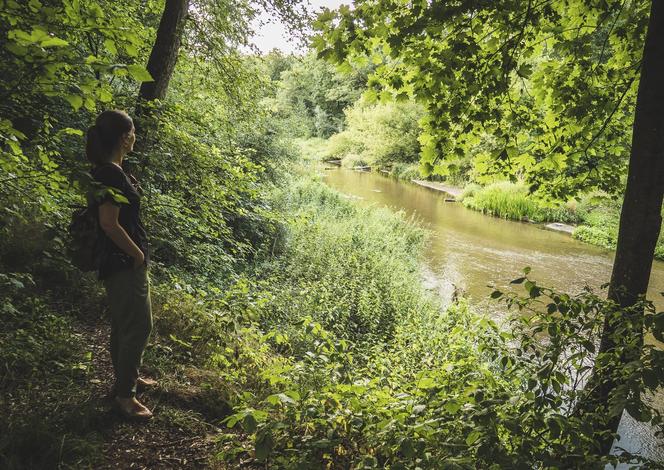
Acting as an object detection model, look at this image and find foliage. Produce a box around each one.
[573,197,664,260]
[218,264,664,468]
[389,162,421,181]
[290,137,331,162]
[314,0,649,199]
[326,100,425,169]
[267,52,369,138]
[461,181,579,223]
[0,0,159,218]
[0,1,303,467]
[0,268,102,470]
[254,177,429,344]
[3,0,664,468]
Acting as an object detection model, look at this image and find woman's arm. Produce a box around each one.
[99,201,144,268]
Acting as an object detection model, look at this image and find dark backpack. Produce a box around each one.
[67,204,100,272]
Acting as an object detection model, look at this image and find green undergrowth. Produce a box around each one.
[573,199,664,260]
[255,177,429,344]
[460,181,579,223]
[0,273,102,470]
[213,177,664,468]
[3,174,663,468]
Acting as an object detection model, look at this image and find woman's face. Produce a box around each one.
[124,125,136,153]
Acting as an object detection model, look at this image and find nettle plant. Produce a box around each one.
[491,269,664,467]
[219,270,664,468]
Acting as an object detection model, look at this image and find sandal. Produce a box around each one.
[137,377,158,390]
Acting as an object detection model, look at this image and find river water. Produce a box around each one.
[322,168,664,463]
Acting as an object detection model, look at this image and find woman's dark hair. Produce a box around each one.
[86,110,133,166]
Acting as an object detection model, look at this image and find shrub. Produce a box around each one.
[326,101,425,168]
[221,271,664,469]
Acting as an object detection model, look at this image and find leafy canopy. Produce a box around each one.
[314,0,649,199]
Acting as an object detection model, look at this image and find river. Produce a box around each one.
[322,167,664,464]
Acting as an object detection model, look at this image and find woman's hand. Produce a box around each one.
[133,251,145,269]
[99,201,145,269]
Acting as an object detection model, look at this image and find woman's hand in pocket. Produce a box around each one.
[133,251,145,269]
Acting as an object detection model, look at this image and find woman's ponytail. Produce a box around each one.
[86,124,105,166]
[85,110,133,167]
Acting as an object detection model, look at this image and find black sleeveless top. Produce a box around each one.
[92,163,149,279]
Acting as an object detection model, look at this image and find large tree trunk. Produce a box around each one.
[138,0,190,102]
[588,0,664,455]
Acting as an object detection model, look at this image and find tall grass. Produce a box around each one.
[260,177,433,344]
[461,181,578,223]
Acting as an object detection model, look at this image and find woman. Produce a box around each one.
[86,110,155,420]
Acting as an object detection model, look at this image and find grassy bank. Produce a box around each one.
[460,182,579,223]
[573,199,664,260]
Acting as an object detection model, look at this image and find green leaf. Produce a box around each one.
[127,64,153,82]
[61,128,83,136]
[243,414,258,433]
[490,290,503,299]
[125,44,138,57]
[444,400,461,414]
[399,438,415,458]
[107,188,129,204]
[417,376,436,389]
[466,430,481,446]
[104,38,117,55]
[41,36,69,47]
[98,88,113,103]
[255,431,274,461]
[65,94,83,110]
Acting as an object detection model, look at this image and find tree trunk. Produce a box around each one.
[588,0,664,455]
[138,0,190,102]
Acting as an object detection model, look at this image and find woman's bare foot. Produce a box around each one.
[115,396,153,420]
[107,377,158,398]
[136,377,158,390]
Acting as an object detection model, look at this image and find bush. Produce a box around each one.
[220,269,664,469]
[326,101,425,168]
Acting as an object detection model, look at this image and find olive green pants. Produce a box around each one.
[103,265,153,398]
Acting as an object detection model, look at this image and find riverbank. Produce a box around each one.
[6,170,662,467]
[326,158,664,261]
[412,180,577,234]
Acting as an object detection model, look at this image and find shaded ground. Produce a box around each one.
[72,321,238,469]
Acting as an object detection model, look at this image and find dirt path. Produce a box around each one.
[76,320,233,469]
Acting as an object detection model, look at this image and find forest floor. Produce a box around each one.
[72,319,239,469]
